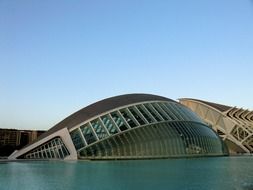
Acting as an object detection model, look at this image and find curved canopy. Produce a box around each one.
[30,94,174,146]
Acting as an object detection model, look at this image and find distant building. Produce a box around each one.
[0,129,45,157]
[179,99,253,155]
[9,94,227,160]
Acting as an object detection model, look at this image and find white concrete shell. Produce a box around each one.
[8,94,228,160]
[179,98,253,154]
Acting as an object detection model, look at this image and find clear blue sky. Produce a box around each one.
[1,0,253,130]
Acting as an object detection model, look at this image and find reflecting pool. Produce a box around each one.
[1,156,253,190]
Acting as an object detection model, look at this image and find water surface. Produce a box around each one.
[1,157,253,190]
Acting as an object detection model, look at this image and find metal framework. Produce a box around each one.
[8,94,228,160]
[25,137,70,159]
[68,101,226,159]
[179,98,253,154]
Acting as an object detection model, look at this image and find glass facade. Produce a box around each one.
[23,137,70,159]
[69,101,227,159]
[12,96,230,161]
[79,122,224,158]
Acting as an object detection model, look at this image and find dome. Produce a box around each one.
[9,94,228,160]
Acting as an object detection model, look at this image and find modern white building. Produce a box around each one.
[179,98,253,154]
[9,94,228,160]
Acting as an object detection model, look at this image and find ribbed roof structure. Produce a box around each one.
[181,99,232,112]
[9,94,227,160]
[179,98,253,154]
[36,94,174,142]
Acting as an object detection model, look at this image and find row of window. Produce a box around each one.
[24,137,70,159]
[70,101,204,151]
[79,122,224,158]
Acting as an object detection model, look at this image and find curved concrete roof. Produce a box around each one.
[31,94,175,146]
[180,98,232,112]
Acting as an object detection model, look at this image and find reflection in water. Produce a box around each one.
[0,157,253,190]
